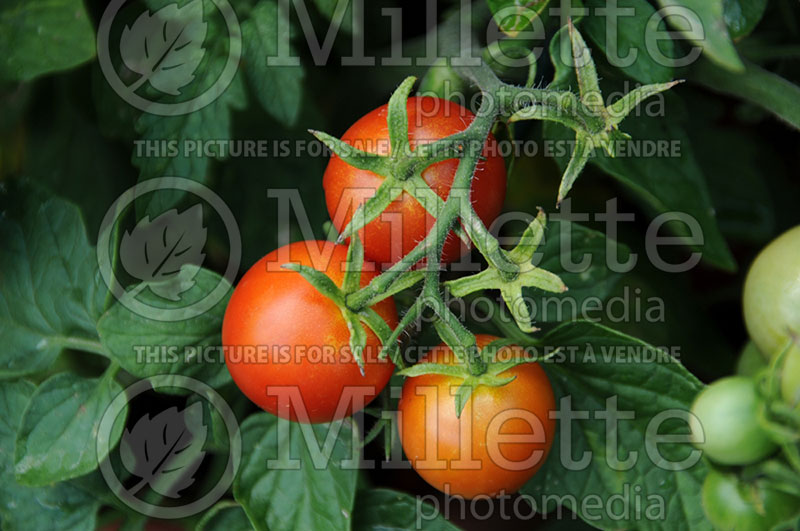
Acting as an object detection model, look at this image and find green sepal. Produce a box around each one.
[359,270,425,307]
[404,174,469,245]
[445,212,567,333]
[557,130,592,205]
[607,80,683,127]
[454,379,475,418]
[310,129,391,175]
[398,362,469,379]
[342,232,364,294]
[337,180,404,243]
[387,76,416,155]
[341,308,368,375]
[281,263,344,304]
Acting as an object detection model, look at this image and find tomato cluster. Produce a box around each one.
[691,226,800,527]
[222,97,554,498]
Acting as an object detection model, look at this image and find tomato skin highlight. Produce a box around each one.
[398,335,556,498]
[222,240,397,423]
[702,470,800,531]
[689,376,776,466]
[323,96,507,267]
[743,225,800,359]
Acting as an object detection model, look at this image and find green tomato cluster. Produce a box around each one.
[702,470,799,531]
[689,376,776,465]
[743,225,800,405]
[693,226,800,529]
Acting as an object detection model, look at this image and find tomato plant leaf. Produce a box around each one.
[242,0,305,127]
[0,182,109,379]
[524,220,631,322]
[0,0,95,82]
[97,267,232,388]
[352,488,460,530]
[14,370,127,486]
[234,413,358,531]
[521,320,709,530]
[197,501,252,531]
[723,0,767,39]
[0,380,100,530]
[656,0,744,72]
[691,58,800,132]
[133,70,247,218]
[543,112,736,271]
[582,0,675,84]
[522,321,707,529]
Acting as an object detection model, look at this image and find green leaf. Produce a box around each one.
[0,0,95,82]
[352,488,459,530]
[15,371,126,486]
[242,0,305,127]
[521,320,709,530]
[198,501,253,531]
[656,0,744,72]
[97,267,232,388]
[387,77,416,155]
[399,362,468,379]
[310,130,391,175]
[723,0,767,39]
[234,413,358,531]
[544,111,736,271]
[133,71,247,218]
[0,183,108,379]
[0,380,99,530]
[282,263,344,304]
[685,107,775,243]
[583,0,675,83]
[526,220,630,322]
[691,57,800,132]
[486,0,550,37]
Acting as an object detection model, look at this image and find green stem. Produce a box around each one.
[53,335,110,357]
[691,57,800,132]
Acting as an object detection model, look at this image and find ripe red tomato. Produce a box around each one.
[323,96,507,267]
[222,240,397,423]
[398,335,556,498]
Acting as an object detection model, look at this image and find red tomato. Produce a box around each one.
[398,335,556,498]
[323,96,507,267]
[222,240,397,423]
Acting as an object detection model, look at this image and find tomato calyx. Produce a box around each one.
[741,338,800,475]
[446,209,567,333]
[311,76,470,247]
[282,234,402,372]
[507,20,683,204]
[399,338,556,417]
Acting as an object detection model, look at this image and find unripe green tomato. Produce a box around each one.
[702,470,800,531]
[735,341,767,377]
[782,345,800,406]
[743,225,800,358]
[689,377,776,465]
[418,58,468,102]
